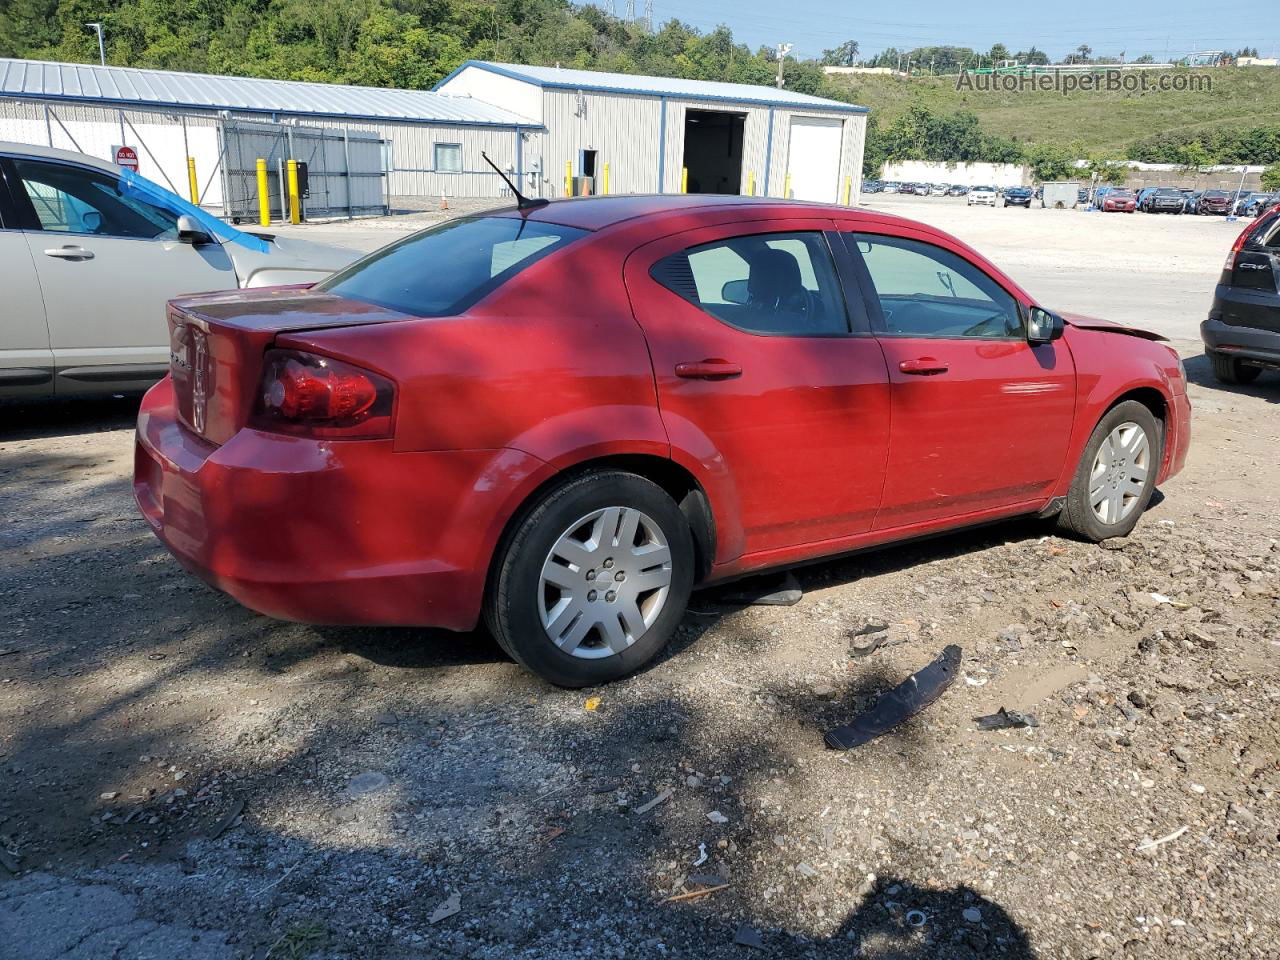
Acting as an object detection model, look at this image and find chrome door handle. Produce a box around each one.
[43,245,95,261]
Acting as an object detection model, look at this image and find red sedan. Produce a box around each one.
[135,195,1190,687]
[1102,191,1137,213]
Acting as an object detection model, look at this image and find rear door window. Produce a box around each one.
[650,231,848,335]
[318,217,586,317]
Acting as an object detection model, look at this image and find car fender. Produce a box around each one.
[1050,327,1180,497]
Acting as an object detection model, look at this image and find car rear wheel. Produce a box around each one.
[1057,401,1161,542]
[1208,350,1262,384]
[485,470,695,687]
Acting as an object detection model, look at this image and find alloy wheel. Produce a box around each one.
[1088,421,1150,525]
[538,507,673,659]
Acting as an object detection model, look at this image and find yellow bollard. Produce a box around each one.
[784,173,792,199]
[842,175,852,206]
[747,170,755,196]
[565,160,572,197]
[256,158,270,227]
[187,157,199,205]
[602,162,609,196]
[681,166,688,193]
[287,160,300,225]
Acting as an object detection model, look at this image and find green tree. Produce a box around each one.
[1025,142,1076,181]
[821,39,859,67]
[1262,163,1280,191]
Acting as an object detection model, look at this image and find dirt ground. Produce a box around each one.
[1,196,1277,960]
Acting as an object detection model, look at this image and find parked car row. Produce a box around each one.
[1093,185,1279,216]
[865,181,972,197]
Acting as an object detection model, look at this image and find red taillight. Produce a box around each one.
[251,349,394,439]
[1224,221,1253,272]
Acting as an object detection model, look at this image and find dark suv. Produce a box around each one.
[1203,204,1280,383]
[1144,188,1186,214]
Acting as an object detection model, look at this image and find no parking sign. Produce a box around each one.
[111,144,139,172]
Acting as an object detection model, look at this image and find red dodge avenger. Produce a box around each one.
[135,194,1190,687]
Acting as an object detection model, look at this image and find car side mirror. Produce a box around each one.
[176,214,214,246]
[1027,307,1064,344]
[721,279,749,304]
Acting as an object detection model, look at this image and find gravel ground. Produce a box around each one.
[1,201,1278,960]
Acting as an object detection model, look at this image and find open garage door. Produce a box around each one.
[786,117,843,203]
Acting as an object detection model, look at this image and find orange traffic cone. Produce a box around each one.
[440,193,448,211]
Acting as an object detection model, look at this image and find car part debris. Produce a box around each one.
[825,645,961,750]
[208,798,245,840]
[428,892,461,924]
[720,571,802,606]
[906,910,928,928]
[634,787,674,815]
[693,843,708,867]
[973,707,1039,731]
[733,924,764,949]
[848,620,910,657]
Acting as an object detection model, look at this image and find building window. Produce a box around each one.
[434,143,462,174]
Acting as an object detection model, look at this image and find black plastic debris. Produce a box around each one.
[825,644,962,750]
[973,707,1039,731]
[733,923,764,949]
[848,619,906,658]
[720,571,803,606]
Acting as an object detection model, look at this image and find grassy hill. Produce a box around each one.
[826,67,1280,154]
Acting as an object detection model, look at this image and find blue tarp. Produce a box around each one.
[118,169,269,253]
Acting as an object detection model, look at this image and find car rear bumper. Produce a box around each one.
[1201,316,1280,367]
[133,376,545,630]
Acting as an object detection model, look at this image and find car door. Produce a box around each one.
[2,155,238,394]
[0,161,54,396]
[838,227,1076,530]
[625,219,891,561]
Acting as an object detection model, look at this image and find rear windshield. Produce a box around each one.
[317,216,587,317]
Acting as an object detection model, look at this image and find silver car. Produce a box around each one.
[1,142,360,398]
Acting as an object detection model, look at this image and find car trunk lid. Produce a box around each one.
[167,285,414,445]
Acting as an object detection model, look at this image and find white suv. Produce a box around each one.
[967,186,997,207]
[1,142,360,399]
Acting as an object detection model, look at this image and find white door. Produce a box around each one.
[785,117,844,203]
[7,156,237,393]
[0,230,54,396]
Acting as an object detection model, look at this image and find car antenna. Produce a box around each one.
[482,152,549,212]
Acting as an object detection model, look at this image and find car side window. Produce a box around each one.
[651,231,848,335]
[848,233,1023,340]
[11,158,180,240]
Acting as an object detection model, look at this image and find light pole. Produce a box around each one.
[775,43,793,88]
[86,22,106,65]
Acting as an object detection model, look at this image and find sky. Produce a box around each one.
[667,0,1280,62]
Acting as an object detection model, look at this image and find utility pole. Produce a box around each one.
[775,42,793,88]
[86,22,106,65]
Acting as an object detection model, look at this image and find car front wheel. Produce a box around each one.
[1057,401,1161,542]
[485,470,695,687]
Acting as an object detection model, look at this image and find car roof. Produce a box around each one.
[486,194,894,231]
[0,140,121,175]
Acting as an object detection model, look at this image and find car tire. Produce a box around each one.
[485,469,695,688]
[1057,401,1162,543]
[1208,350,1263,385]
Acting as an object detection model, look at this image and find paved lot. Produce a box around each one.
[1,197,1277,960]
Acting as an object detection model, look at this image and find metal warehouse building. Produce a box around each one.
[0,57,536,218]
[438,61,868,203]
[0,56,867,215]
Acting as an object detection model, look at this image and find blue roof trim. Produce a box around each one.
[9,88,543,129]
[436,60,869,115]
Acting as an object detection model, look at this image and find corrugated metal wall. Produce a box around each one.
[0,98,224,205]
[1,91,865,207]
